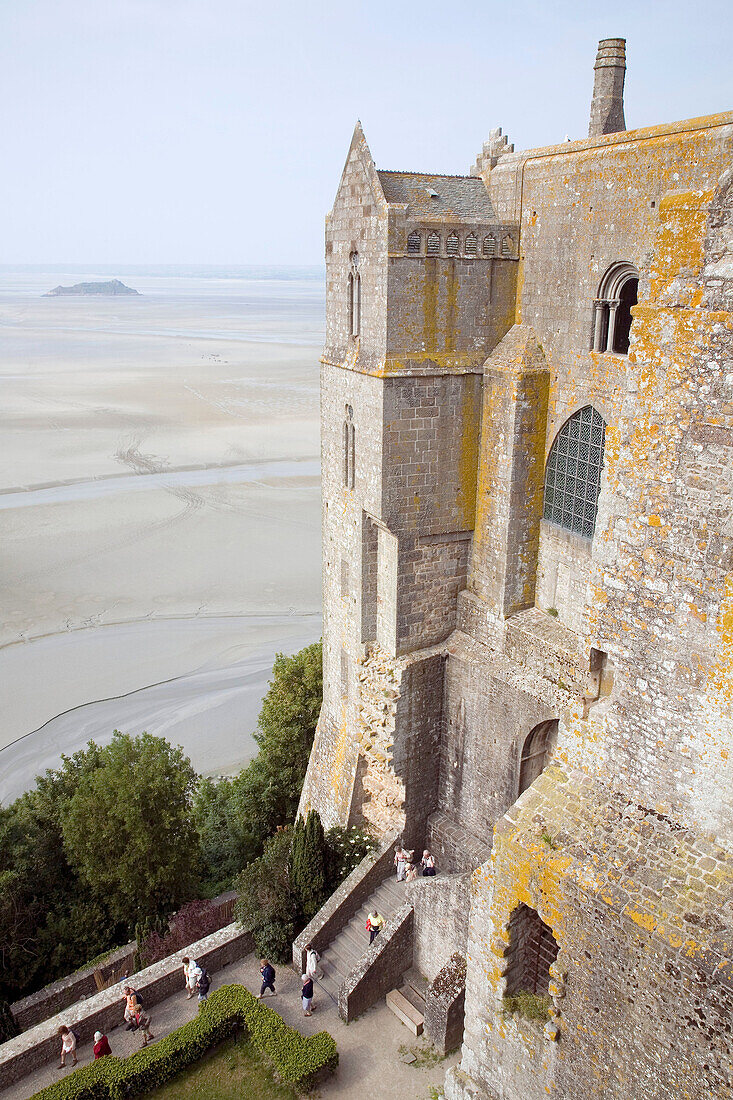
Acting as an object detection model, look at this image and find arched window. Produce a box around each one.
[407,230,421,254]
[483,235,497,257]
[465,233,478,256]
[348,254,361,337]
[592,262,639,354]
[543,406,606,538]
[446,232,460,256]
[343,405,355,490]
[505,905,559,997]
[501,233,514,257]
[518,719,558,795]
[427,231,440,256]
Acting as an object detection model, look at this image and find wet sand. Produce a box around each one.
[0,269,324,801]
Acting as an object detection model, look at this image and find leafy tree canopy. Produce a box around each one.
[61,731,200,925]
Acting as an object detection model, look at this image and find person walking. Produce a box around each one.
[301,973,314,1016]
[421,850,437,877]
[197,965,211,1006]
[93,1031,112,1059]
[123,986,142,1029]
[182,956,202,999]
[135,1004,155,1047]
[366,910,384,944]
[305,943,321,979]
[258,959,276,998]
[394,844,407,881]
[57,1025,78,1069]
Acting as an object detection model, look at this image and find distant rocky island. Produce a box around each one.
[44,279,140,297]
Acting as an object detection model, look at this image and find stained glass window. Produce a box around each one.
[543,405,606,538]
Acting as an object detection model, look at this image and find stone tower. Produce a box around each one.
[588,37,626,136]
[298,122,518,846]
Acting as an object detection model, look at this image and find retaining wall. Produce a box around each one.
[337,904,413,1023]
[0,922,253,1090]
[293,833,398,973]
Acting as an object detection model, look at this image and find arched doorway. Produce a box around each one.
[518,719,558,795]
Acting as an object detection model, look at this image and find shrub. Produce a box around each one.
[138,901,223,968]
[254,920,297,963]
[29,985,337,1100]
[324,825,375,888]
[501,991,551,1023]
[0,1000,19,1042]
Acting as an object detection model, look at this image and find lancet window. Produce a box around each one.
[347,253,361,337]
[343,405,355,490]
[504,904,559,997]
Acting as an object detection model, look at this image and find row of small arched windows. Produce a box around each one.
[407,230,513,258]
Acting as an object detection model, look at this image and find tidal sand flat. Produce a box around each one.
[0,267,324,801]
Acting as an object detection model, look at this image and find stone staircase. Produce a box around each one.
[386,967,428,1035]
[315,877,408,1003]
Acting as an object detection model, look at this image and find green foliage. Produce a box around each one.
[0,743,123,1000]
[29,985,337,1100]
[501,991,551,1022]
[324,825,375,886]
[0,999,19,1042]
[145,1036,297,1099]
[234,830,299,962]
[62,732,200,926]
[289,810,328,921]
[194,641,323,892]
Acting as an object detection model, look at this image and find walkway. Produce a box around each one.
[1,952,458,1100]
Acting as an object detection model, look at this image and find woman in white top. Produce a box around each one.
[58,1025,78,1069]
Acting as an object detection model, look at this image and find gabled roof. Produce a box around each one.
[377,171,495,218]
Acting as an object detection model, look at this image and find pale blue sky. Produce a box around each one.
[2,0,731,264]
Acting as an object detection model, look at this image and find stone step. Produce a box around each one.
[329,940,360,974]
[341,923,369,957]
[403,967,429,1002]
[386,988,424,1036]
[399,981,426,1015]
[317,971,341,1003]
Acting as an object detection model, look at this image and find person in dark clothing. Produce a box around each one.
[197,967,211,1005]
[93,1031,112,1059]
[258,959,276,998]
[301,974,314,1016]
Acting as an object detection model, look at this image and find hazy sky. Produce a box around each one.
[2,0,732,265]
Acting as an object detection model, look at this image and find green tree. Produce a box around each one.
[194,640,323,890]
[233,828,299,961]
[290,810,328,921]
[61,731,200,926]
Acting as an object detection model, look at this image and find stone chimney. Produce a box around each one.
[588,38,626,138]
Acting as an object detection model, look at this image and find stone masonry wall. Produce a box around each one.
[449,767,733,1100]
[407,872,471,983]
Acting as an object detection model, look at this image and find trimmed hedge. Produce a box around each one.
[30,985,337,1100]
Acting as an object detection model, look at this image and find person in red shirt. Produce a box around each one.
[93,1031,112,1059]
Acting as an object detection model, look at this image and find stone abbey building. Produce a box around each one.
[298,39,733,1099]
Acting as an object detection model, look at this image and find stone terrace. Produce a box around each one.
[1,953,457,1100]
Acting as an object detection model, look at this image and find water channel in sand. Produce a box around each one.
[0,265,324,803]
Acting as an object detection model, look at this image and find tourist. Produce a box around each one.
[305,943,321,980]
[301,973,314,1016]
[421,850,437,877]
[394,844,412,881]
[123,986,142,1029]
[182,956,202,999]
[405,862,418,882]
[57,1025,78,1069]
[258,959,276,998]
[134,1004,155,1047]
[197,965,211,1005]
[93,1031,112,1059]
[366,910,384,943]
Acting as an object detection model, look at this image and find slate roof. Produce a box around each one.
[377,171,496,219]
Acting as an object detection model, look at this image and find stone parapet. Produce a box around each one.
[424,952,467,1055]
[9,890,238,1035]
[0,923,253,1090]
[292,833,399,974]
[337,904,413,1023]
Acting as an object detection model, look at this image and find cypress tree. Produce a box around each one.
[289,810,328,921]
